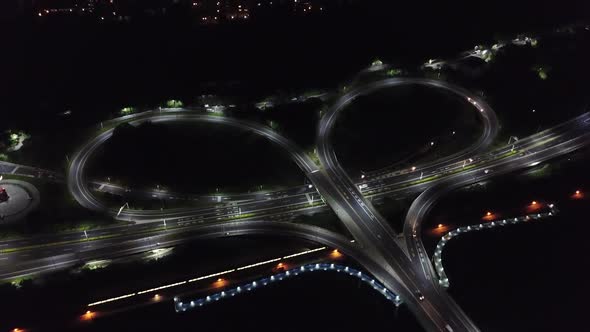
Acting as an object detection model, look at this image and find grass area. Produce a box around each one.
[373,195,417,233]
[291,209,351,236]
[85,122,304,201]
[232,97,324,150]
[332,84,483,176]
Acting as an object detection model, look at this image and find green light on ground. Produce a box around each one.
[145,248,174,261]
[534,66,548,80]
[83,259,111,270]
[538,70,548,80]
[121,107,135,115]
[371,59,383,67]
[10,277,31,288]
[166,100,184,108]
[387,69,402,76]
[268,120,278,130]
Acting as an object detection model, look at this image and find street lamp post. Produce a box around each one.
[117,202,129,217]
[508,136,519,145]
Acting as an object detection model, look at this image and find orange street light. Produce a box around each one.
[330,249,343,258]
[437,224,443,228]
[483,211,495,220]
[274,262,286,272]
[153,294,161,301]
[572,190,584,199]
[213,277,228,288]
[531,201,537,205]
[82,310,95,321]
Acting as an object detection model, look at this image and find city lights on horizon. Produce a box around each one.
[36,0,329,22]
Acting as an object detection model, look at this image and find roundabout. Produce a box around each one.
[0,178,40,224]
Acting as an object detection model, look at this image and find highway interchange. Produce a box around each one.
[2,77,590,331]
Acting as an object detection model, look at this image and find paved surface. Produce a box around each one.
[315,78,499,331]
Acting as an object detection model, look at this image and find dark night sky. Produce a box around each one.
[1,0,589,124]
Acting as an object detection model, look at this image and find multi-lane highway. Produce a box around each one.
[315,78,501,331]
[404,112,590,290]
[2,77,589,331]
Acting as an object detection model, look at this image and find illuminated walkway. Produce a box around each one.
[432,204,559,288]
[175,263,403,313]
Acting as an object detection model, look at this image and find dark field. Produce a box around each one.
[333,85,482,175]
[86,122,304,196]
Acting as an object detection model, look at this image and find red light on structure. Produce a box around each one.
[572,190,583,199]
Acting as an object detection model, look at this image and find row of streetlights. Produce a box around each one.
[435,190,584,230]
[48,249,345,330]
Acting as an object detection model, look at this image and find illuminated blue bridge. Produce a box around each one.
[174,263,403,312]
[433,204,559,288]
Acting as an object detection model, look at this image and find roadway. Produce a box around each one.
[404,113,590,289]
[2,78,589,331]
[67,113,319,222]
[315,78,500,331]
[63,78,499,330]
